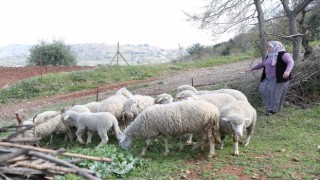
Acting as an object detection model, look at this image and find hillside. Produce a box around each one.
[0,43,185,67]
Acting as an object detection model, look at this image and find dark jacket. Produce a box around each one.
[260,51,292,83]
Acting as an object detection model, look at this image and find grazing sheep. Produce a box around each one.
[16,111,68,143]
[219,100,257,156]
[176,90,237,145]
[119,100,221,158]
[84,101,101,112]
[175,85,248,101]
[62,111,122,147]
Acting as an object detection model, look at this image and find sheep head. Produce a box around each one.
[221,114,250,137]
[119,134,132,150]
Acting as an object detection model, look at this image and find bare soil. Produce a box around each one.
[0,58,259,124]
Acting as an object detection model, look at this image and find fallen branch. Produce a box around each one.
[0,142,112,163]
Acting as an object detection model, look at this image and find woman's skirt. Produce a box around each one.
[258,76,290,112]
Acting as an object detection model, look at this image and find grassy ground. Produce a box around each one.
[42,103,320,180]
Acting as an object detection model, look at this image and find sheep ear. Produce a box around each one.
[63,115,70,121]
[156,97,163,103]
[221,117,230,121]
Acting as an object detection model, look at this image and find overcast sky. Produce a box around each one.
[0,0,232,49]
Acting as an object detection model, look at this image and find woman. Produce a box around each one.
[247,41,294,116]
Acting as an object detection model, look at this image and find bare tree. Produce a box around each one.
[184,0,267,58]
[280,0,314,61]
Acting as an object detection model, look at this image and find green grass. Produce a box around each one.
[0,53,255,104]
[36,104,320,179]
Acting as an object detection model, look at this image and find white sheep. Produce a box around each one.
[62,111,122,147]
[16,111,68,143]
[219,100,257,156]
[119,100,221,158]
[176,90,237,145]
[175,85,248,101]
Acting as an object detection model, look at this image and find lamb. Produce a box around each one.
[219,100,257,156]
[62,111,122,147]
[175,85,248,101]
[119,100,221,158]
[176,90,237,145]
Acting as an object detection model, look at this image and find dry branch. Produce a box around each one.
[0,142,112,162]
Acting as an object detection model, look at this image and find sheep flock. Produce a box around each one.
[13,85,257,158]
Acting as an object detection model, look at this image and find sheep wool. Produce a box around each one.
[120,100,220,158]
[122,95,155,126]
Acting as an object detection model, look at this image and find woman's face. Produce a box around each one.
[267,45,273,53]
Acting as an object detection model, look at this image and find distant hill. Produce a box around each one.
[0,43,185,67]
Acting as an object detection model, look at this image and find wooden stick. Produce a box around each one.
[0,142,112,162]
[29,151,100,180]
[0,148,28,163]
[14,161,76,175]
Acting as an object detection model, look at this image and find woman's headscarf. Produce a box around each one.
[267,41,286,66]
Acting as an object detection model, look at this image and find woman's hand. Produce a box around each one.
[283,72,290,79]
[245,69,252,73]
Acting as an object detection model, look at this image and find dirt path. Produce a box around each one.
[0,58,260,123]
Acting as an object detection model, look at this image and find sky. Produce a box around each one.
[0,0,232,49]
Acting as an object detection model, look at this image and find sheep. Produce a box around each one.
[15,111,68,144]
[175,85,248,102]
[98,94,128,123]
[119,100,221,158]
[219,100,257,156]
[175,90,237,145]
[62,111,122,147]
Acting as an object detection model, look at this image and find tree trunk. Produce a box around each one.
[254,0,267,59]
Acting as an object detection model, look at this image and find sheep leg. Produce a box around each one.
[97,130,108,147]
[186,134,193,145]
[244,124,255,147]
[179,136,184,151]
[207,131,216,158]
[66,130,74,142]
[220,134,226,150]
[75,128,85,144]
[233,135,240,156]
[86,130,94,145]
[164,137,171,156]
[141,138,152,156]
